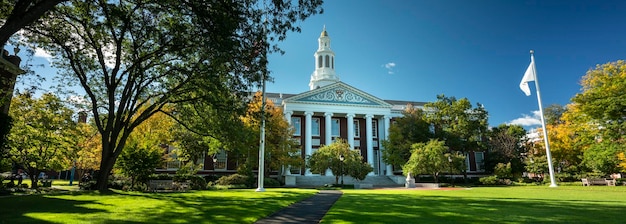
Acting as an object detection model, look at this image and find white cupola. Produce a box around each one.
[309,26,340,90]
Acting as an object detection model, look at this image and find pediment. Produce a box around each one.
[284,82,392,107]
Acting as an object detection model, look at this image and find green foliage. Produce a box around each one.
[572,60,626,142]
[8,92,79,189]
[424,94,489,153]
[524,154,550,177]
[215,174,252,188]
[307,139,372,183]
[382,104,431,167]
[493,163,512,179]
[479,175,499,185]
[583,141,622,176]
[263,178,281,187]
[485,124,527,175]
[115,143,163,190]
[402,139,451,183]
[20,0,322,191]
[173,175,207,190]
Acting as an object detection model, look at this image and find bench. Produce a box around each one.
[581,178,616,186]
[149,180,174,191]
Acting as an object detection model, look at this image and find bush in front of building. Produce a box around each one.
[479,175,512,185]
[174,175,207,190]
[215,174,251,188]
[264,178,281,187]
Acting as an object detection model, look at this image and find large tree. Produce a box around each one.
[572,60,626,143]
[307,139,372,184]
[240,91,302,176]
[20,0,322,190]
[0,0,67,48]
[402,139,464,183]
[381,104,431,168]
[7,92,78,188]
[424,94,489,153]
[485,124,527,176]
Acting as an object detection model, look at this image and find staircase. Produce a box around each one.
[293,175,402,188]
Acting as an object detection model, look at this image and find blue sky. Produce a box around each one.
[12,0,626,128]
[265,0,626,128]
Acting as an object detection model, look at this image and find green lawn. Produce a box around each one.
[323,186,626,224]
[0,188,317,224]
[2,186,625,223]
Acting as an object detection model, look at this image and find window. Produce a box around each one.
[332,56,334,69]
[372,120,378,138]
[353,120,360,138]
[312,118,320,136]
[165,145,180,170]
[331,118,340,137]
[475,152,485,171]
[318,56,322,68]
[214,149,227,170]
[325,55,329,67]
[292,117,301,136]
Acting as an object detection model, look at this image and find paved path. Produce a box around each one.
[255,190,343,224]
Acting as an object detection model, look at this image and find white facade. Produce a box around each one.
[268,27,425,176]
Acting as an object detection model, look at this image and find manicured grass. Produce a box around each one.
[323,186,626,223]
[0,188,317,224]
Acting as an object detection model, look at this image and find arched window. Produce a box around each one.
[325,55,329,68]
[318,56,322,68]
[332,57,334,69]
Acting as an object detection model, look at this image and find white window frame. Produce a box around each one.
[292,117,301,136]
[354,120,360,138]
[312,118,320,136]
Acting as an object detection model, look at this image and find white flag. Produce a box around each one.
[520,58,535,96]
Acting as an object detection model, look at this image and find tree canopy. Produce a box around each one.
[18,0,322,190]
[572,60,626,143]
[307,139,372,184]
[7,92,78,188]
[381,104,431,167]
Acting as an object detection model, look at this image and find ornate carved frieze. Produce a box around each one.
[300,87,377,105]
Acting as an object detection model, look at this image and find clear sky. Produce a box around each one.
[11,0,626,129]
[265,0,626,128]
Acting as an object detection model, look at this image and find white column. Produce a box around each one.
[324,112,333,176]
[324,112,333,146]
[283,111,293,175]
[365,114,374,176]
[384,115,393,176]
[346,113,355,149]
[304,111,313,176]
[284,111,293,125]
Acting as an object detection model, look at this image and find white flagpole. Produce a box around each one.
[530,50,558,187]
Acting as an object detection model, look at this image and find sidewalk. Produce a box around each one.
[255,190,343,224]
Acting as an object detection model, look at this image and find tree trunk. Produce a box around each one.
[95,156,116,191]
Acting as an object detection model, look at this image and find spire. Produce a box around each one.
[309,26,339,90]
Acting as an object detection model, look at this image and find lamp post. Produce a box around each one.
[213,155,218,172]
[448,156,453,187]
[339,154,345,187]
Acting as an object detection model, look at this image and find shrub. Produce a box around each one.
[479,175,499,185]
[263,178,280,187]
[80,180,97,190]
[216,174,251,187]
[494,163,512,179]
[174,175,207,190]
[149,174,173,180]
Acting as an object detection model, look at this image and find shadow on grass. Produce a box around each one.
[0,189,317,224]
[128,190,315,223]
[324,191,626,223]
[0,193,108,224]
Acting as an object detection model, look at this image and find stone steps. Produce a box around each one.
[293,175,402,188]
